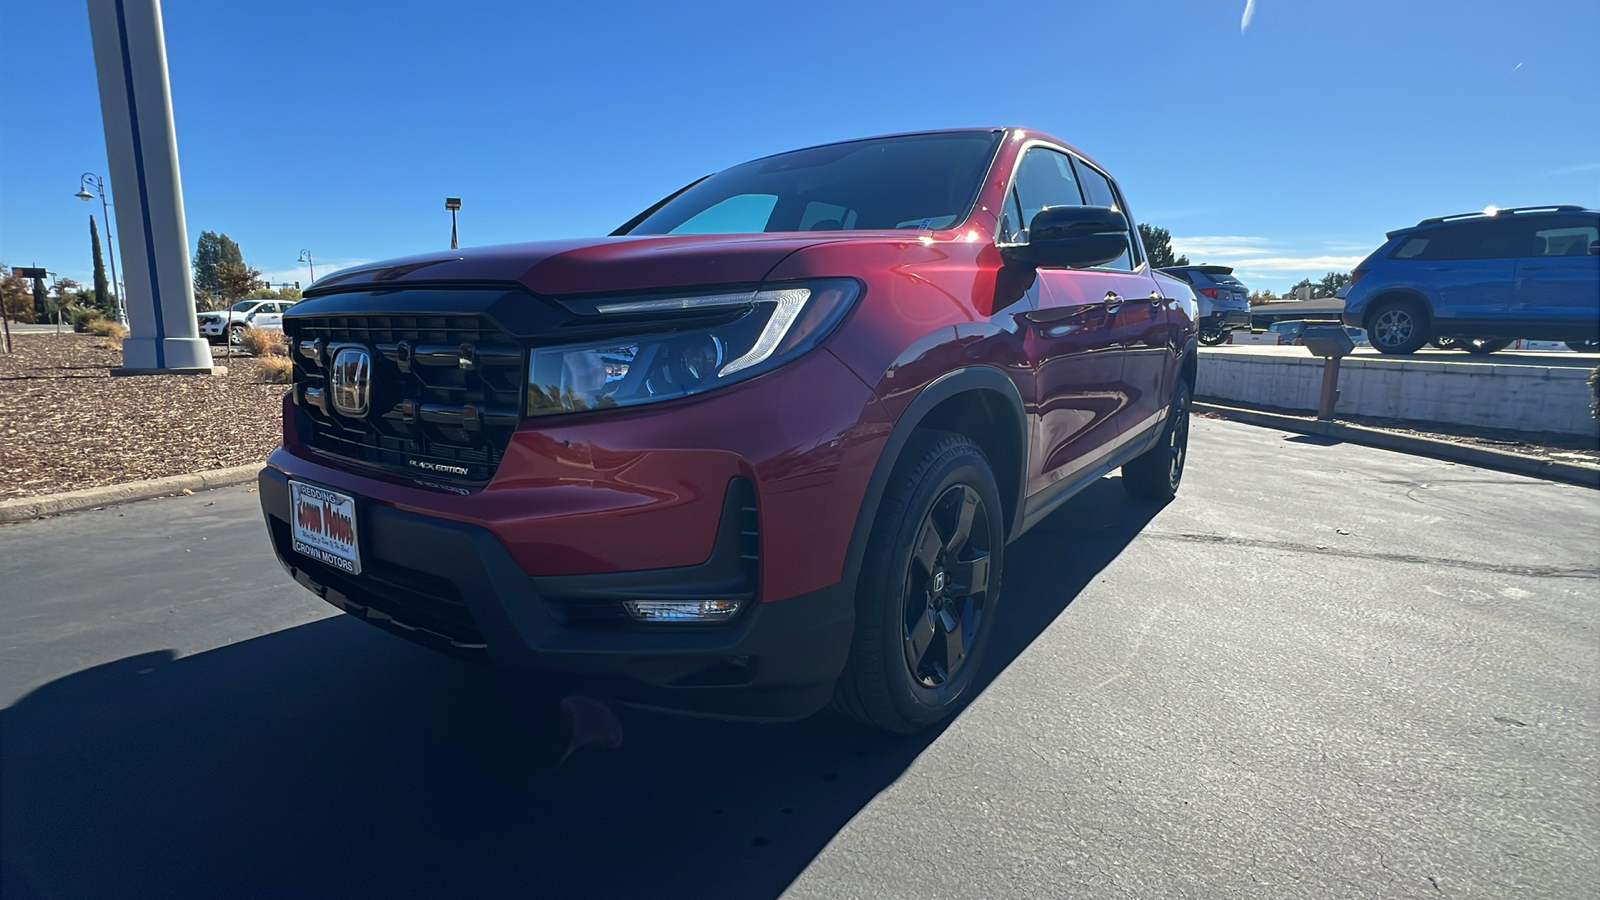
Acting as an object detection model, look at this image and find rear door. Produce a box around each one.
[1512,213,1600,330]
[254,302,285,330]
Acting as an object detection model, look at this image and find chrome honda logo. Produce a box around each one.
[329,346,372,417]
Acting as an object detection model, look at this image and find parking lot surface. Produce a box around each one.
[2,419,1596,899]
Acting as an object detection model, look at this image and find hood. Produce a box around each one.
[308,233,854,297]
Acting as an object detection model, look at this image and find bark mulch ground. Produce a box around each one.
[0,333,286,501]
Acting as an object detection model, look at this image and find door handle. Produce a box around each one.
[1149,291,1165,306]
[1102,291,1123,313]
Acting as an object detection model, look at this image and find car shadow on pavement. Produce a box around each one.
[2,478,1164,900]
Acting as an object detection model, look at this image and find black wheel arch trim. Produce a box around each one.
[839,366,1029,602]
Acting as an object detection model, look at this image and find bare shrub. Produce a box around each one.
[87,319,129,341]
[239,327,288,357]
[257,355,294,383]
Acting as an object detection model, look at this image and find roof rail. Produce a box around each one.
[1416,205,1588,226]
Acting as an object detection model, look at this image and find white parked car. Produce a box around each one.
[197,299,297,345]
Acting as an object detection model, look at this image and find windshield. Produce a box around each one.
[623,131,1002,236]
[230,301,256,312]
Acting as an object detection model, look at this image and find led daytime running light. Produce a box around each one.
[718,288,810,377]
[594,292,757,315]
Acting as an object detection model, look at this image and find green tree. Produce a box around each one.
[32,275,49,321]
[193,231,245,296]
[1137,223,1190,268]
[0,266,38,323]
[89,216,111,314]
[215,259,263,300]
[51,277,89,312]
[1317,271,1351,297]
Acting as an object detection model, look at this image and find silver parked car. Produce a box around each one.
[1160,265,1252,345]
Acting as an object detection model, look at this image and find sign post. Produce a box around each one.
[85,0,212,374]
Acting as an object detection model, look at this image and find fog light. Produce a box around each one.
[623,599,743,622]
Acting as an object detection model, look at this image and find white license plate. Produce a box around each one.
[289,481,362,575]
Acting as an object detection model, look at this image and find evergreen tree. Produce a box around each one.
[90,216,111,314]
[1137,223,1190,268]
[32,275,49,321]
[193,231,245,296]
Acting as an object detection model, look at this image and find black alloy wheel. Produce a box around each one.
[1122,379,1192,500]
[1199,328,1227,346]
[901,484,993,688]
[833,432,1005,733]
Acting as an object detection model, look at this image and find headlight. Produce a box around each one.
[527,278,859,417]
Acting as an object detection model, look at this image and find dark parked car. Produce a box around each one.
[1342,205,1600,354]
[1161,265,1252,345]
[260,128,1198,732]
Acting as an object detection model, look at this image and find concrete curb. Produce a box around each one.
[0,464,262,524]
[1194,401,1600,490]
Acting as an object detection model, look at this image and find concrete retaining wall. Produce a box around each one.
[1197,351,1599,436]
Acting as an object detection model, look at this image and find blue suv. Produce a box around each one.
[1342,205,1599,354]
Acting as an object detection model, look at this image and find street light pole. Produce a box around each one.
[297,249,316,285]
[76,173,124,325]
[445,197,461,250]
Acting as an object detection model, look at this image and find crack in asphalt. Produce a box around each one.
[1142,531,1600,580]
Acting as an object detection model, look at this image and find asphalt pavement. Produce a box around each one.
[2,419,1596,899]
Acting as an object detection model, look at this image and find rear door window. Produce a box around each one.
[1527,215,1599,256]
[1392,221,1521,261]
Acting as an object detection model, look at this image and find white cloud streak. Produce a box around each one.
[260,258,373,286]
[1171,235,1365,275]
[1549,162,1600,176]
[1241,0,1257,32]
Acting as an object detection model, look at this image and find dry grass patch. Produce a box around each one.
[257,355,294,383]
[240,327,288,357]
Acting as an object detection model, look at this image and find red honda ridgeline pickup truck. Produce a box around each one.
[261,128,1198,732]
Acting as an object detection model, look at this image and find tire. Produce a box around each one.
[1367,298,1430,355]
[1430,336,1458,351]
[1567,339,1599,353]
[1199,328,1227,347]
[1463,338,1511,355]
[833,432,1004,733]
[228,324,247,345]
[1122,379,1192,501]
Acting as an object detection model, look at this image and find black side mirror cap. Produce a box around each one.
[1002,205,1129,269]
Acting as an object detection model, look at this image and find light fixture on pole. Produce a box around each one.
[76,173,125,325]
[297,249,316,285]
[445,197,461,250]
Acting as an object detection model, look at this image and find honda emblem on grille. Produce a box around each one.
[329,346,372,417]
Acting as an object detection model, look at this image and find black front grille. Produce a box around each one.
[288,315,525,484]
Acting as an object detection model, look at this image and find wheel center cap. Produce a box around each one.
[931,570,947,595]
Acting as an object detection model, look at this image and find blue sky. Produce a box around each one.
[2,0,1597,293]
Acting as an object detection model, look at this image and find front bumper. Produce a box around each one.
[260,466,855,720]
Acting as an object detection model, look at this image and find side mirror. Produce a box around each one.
[1002,206,1129,270]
